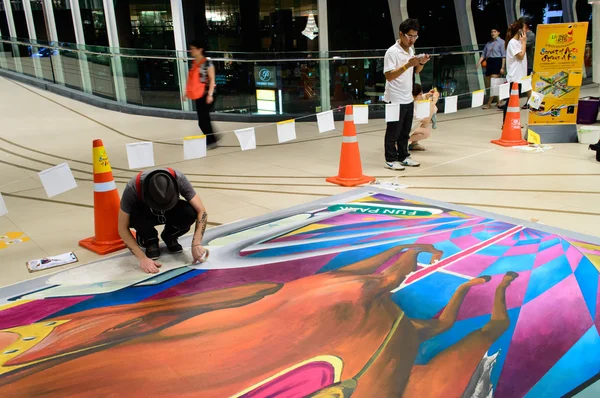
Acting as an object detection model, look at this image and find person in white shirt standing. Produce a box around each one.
[383,18,431,171]
[502,20,528,124]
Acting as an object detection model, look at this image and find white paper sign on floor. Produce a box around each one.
[317,110,335,133]
[499,83,511,100]
[235,127,257,150]
[471,90,485,108]
[183,135,207,160]
[444,96,458,114]
[276,120,296,143]
[38,163,78,198]
[353,105,369,124]
[528,91,545,110]
[126,142,155,169]
[385,103,400,122]
[0,193,7,216]
[521,76,533,93]
[415,100,430,119]
[491,78,505,96]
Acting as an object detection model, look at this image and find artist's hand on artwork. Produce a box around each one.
[140,257,162,274]
[192,244,209,264]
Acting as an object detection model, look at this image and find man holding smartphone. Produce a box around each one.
[383,18,431,171]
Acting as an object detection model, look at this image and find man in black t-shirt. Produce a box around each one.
[118,168,209,273]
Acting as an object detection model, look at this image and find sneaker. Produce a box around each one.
[400,157,420,167]
[161,231,183,254]
[385,161,405,171]
[136,235,161,259]
[409,143,426,151]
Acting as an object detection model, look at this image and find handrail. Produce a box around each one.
[0,38,485,63]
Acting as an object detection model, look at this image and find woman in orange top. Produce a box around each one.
[184,39,217,148]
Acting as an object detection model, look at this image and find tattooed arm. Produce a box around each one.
[189,195,209,263]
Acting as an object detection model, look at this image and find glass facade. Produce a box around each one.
[472,0,508,45]
[0,0,595,116]
[520,0,563,33]
[79,0,108,47]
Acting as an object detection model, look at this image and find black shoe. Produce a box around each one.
[161,231,183,254]
[136,235,161,259]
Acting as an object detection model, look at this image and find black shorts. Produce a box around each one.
[485,57,503,76]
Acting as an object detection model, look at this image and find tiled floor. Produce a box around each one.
[0,76,599,287]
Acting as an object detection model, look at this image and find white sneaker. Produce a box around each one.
[385,161,405,171]
[400,157,420,167]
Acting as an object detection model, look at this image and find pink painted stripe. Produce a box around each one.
[403,225,524,286]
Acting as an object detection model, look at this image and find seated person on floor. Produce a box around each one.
[409,84,439,152]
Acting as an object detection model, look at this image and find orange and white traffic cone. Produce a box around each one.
[79,139,127,255]
[491,82,528,147]
[326,105,375,187]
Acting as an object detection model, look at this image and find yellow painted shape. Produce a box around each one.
[232,355,344,398]
[0,320,70,374]
[448,211,470,219]
[282,223,333,237]
[0,232,30,250]
[352,196,379,203]
[569,241,600,252]
[92,146,112,174]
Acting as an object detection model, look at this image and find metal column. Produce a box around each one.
[593,2,600,86]
[455,0,485,94]
[170,0,191,111]
[505,0,517,24]
[0,17,7,69]
[387,0,408,41]
[102,0,127,103]
[318,0,330,112]
[2,0,23,73]
[561,0,575,22]
[68,0,92,93]
[41,0,65,84]
[21,0,44,79]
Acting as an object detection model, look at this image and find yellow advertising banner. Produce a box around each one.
[529,22,589,126]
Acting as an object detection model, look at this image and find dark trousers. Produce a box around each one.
[502,83,522,123]
[196,96,216,145]
[385,103,414,162]
[129,200,197,243]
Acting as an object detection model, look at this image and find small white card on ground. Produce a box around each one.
[38,163,77,198]
[499,83,511,100]
[491,77,505,96]
[471,90,485,108]
[353,105,369,124]
[0,193,7,216]
[521,76,532,93]
[27,251,78,272]
[385,103,400,122]
[235,127,257,150]
[183,135,207,160]
[126,142,155,169]
[444,96,458,114]
[415,100,430,119]
[317,110,335,133]
[276,120,296,143]
[528,91,545,110]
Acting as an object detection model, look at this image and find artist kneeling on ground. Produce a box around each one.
[118,168,209,273]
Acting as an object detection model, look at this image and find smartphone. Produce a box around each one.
[518,29,524,37]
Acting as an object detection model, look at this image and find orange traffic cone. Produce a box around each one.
[326,105,375,187]
[492,82,528,147]
[79,139,127,255]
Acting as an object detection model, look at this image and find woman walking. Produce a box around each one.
[184,40,218,148]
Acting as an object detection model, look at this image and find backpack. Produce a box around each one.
[136,168,176,200]
[186,59,207,100]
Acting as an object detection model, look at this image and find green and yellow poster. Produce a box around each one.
[529,22,589,126]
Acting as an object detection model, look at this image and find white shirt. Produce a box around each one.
[383,42,415,104]
[506,38,527,83]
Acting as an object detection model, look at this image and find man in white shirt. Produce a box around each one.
[503,23,528,123]
[383,18,431,171]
